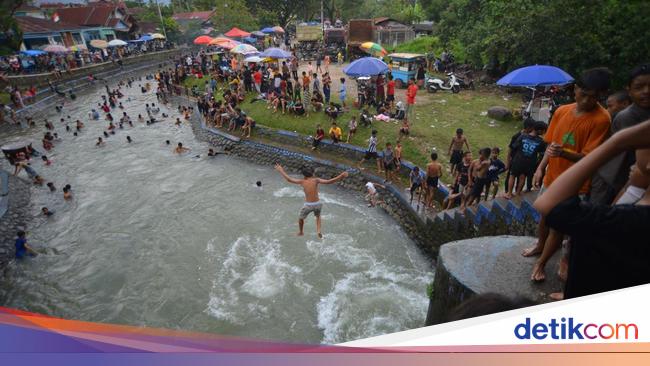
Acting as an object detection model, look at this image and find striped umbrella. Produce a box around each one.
[43,44,69,53]
[193,35,213,45]
[212,39,240,50]
[89,39,108,49]
[230,44,258,54]
[208,37,232,45]
[360,42,387,57]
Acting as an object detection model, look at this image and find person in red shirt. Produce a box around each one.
[386,75,396,108]
[406,78,418,121]
[253,69,262,93]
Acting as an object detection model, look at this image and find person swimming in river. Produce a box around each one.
[174,142,190,154]
[274,164,348,238]
[96,137,105,146]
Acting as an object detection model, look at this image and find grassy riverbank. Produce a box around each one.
[183,75,521,170]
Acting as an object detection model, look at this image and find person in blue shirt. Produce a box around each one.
[485,147,506,200]
[409,166,426,205]
[505,122,547,199]
[15,231,37,259]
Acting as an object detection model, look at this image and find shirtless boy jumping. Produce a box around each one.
[275,164,348,238]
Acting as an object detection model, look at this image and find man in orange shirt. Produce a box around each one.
[406,78,418,121]
[524,68,612,286]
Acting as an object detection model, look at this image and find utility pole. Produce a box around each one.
[156,0,167,39]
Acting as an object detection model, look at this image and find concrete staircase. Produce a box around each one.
[407,190,541,251]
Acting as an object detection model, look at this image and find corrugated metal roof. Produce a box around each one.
[16,16,85,33]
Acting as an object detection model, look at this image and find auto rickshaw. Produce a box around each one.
[386,53,426,88]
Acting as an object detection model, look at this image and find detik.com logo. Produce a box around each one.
[514,318,638,340]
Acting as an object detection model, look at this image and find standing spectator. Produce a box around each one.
[322,72,331,104]
[253,68,262,93]
[337,51,343,65]
[605,90,631,119]
[386,74,396,108]
[312,73,320,94]
[448,128,471,175]
[416,64,426,88]
[339,78,347,108]
[485,147,506,200]
[324,54,331,72]
[359,130,382,172]
[406,78,418,121]
[504,118,535,193]
[291,57,299,79]
[281,61,290,79]
[302,71,310,91]
[426,152,443,208]
[525,68,612,285]
[316,54,322,73]
[346,116,357,142]
[382,142,398,183]
[533,120,650,299]
[504,122,547,199]
[591,64,650,205]
[243,66,253,92]
[376,74,385,103]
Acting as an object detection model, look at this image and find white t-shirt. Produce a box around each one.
[365,182,377,194]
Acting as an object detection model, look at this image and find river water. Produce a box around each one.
[0,74,433,344]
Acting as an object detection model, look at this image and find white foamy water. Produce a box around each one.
[0,72,433,344]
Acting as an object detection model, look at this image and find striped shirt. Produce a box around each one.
[367,136,377,153]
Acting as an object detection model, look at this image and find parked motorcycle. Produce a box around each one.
[426,73,461,93]
[455,72,475,90]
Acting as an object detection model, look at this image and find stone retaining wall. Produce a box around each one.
[7,48,186,90]
[0,172,31,275]
[176,96,439,258]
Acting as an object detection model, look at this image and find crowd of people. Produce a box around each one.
[9,45,650,302]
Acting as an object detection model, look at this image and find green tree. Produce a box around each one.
[211,0,259,32]
[0,0,24,55]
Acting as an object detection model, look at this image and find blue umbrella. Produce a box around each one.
[251,31,266,37]
[497,65,574,87]
[21,49,46,56]
[343,57,389,77]
[261,27,275,34]
[138,35,153,42]
[260,47,292,59]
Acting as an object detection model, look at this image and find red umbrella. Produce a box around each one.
[224,27,251,38]
[193,35,213,45]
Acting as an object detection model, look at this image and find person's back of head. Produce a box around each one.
[301,165,314,178]
[577,67,612,94]
[480,147,491,159]
[456,128,463,136]
[523,117,536,132]
[431,152,438,161]
[17,230,25,238]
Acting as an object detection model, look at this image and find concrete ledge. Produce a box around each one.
[425,235,562,325]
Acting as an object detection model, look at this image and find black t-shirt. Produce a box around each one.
[511,134,546,167]
[546,196,650,299]
[508,131,522,159]
[456,162,470,186]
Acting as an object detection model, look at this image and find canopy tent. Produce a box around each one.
[107,39,128,47]
[89,39,108,49]
[496,65,574,87]
[21,49,46,56]
[261,27,275,34]
[230,44,258,54]
[360,42,387,57]
[343,57,389,77]
[251,31,266,37]
[224,27,251,38]
[150,33,165,39]
[259,47,291,59]
[43,44,69,53]
[193,35,213,45]
[272,26,284,33]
